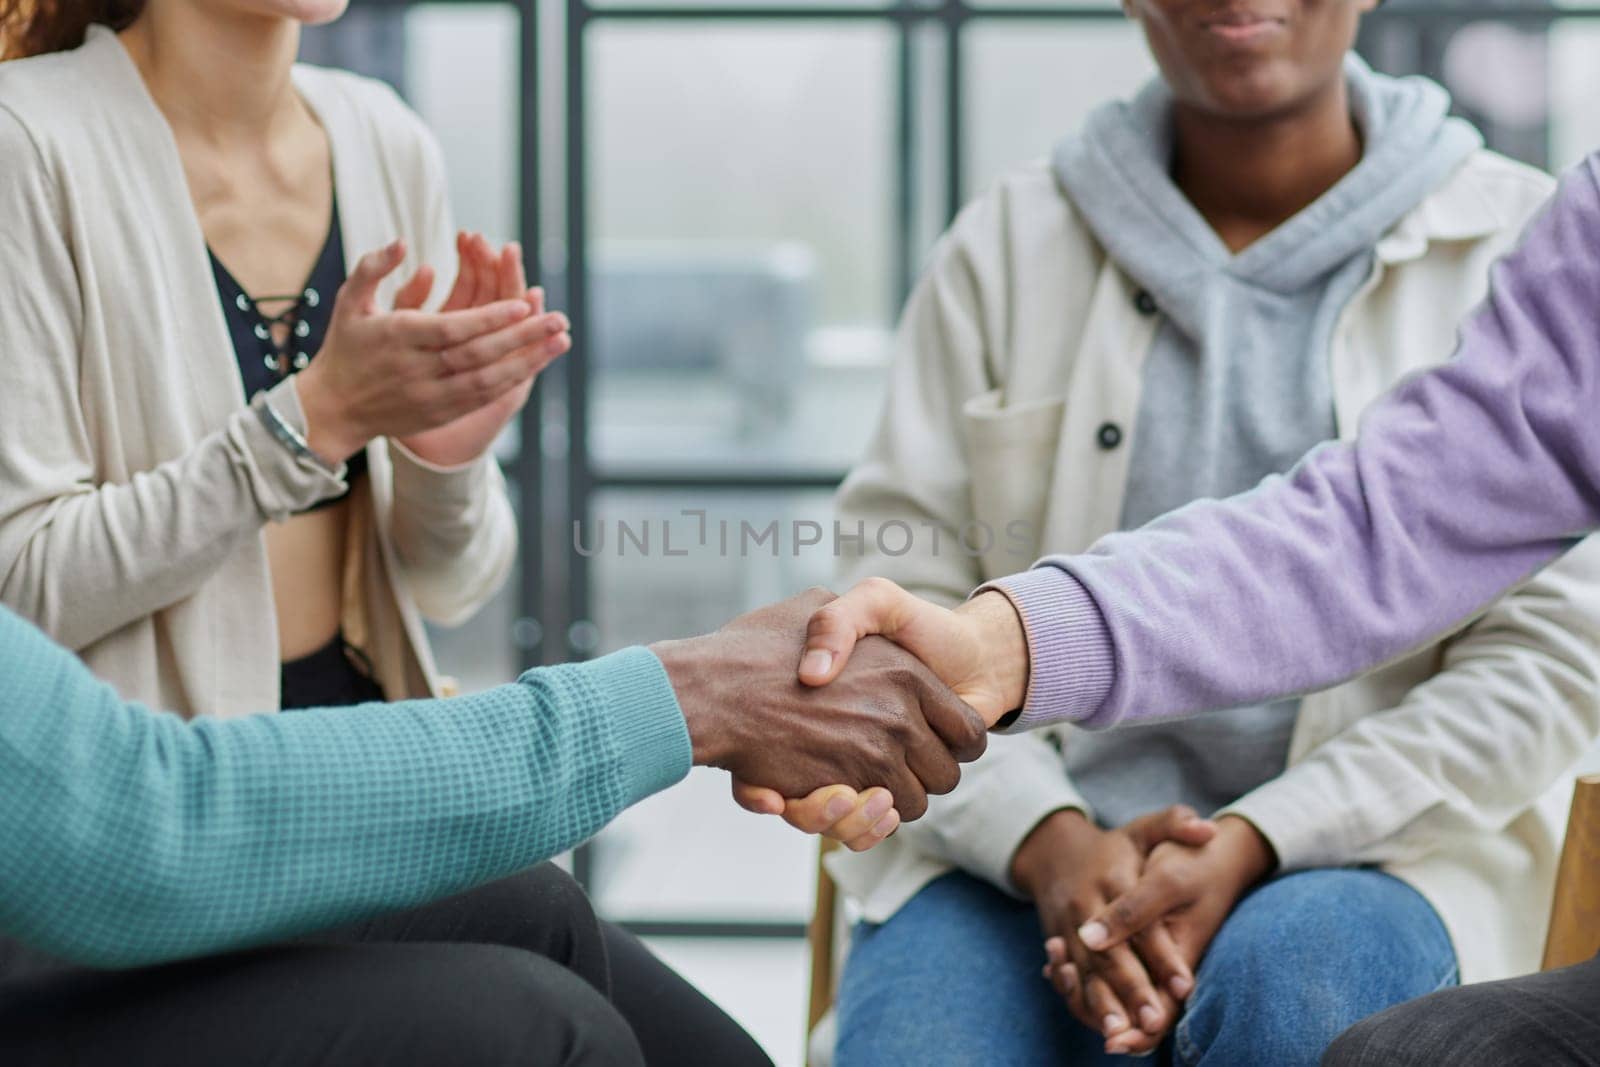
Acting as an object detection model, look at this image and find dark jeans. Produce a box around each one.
[1323,952,1600,1067]
[0,864,772,1067]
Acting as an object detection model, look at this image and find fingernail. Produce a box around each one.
[1079,921,1109,949]
[871,812,898,837]
[1103,1013,1126,1034]
[864,791,893,820]
[823,795,852,821]
[1169,974,1193,998]
[1139,1005,1162,1032]
[800,649,833,678]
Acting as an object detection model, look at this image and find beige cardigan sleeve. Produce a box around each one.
[0,107,346,652]
[834,211,1088,895]
[1224,535,1600,870]
[381,112,517,627]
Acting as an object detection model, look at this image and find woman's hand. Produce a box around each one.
[395,233,571,468]
[295,238,568,463]
[1018,807,1217,1056]
[1062,819,1273,1049]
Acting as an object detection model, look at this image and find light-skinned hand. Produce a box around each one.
[395,232,570,467]
[653,588,988,820]
[296,235,570,464]
[732,577,1030,832]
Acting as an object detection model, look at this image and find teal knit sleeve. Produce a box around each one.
[0,605,691,968]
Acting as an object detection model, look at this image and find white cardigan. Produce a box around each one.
[0,26,517,716]
[826,148,1600,985]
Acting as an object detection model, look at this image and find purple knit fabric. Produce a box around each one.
[986,154,1600,732]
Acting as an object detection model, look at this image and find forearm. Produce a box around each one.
[0,606,689,968]
[990,157,1600,730]
[386,442,516,624]
[0,379,345,649]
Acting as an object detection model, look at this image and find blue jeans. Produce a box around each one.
[835,869,1457,1067]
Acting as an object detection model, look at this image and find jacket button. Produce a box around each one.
[1134,289,1158,316]
[1097,422,1123,450]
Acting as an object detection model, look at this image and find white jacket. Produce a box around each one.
[826,148,1600,984]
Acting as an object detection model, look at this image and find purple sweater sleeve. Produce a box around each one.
[985,154,1600,731]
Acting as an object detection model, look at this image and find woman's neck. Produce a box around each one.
[1171,80,1362,253]
[119,4,305,151]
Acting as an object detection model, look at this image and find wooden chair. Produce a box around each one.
[1543,774,1600,970]
[806,840,842,1067]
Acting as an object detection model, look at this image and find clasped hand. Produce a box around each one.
[724,578,1274,1052]
[1020,807,1273,1054]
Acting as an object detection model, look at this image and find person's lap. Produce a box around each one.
[0,863,771,1067]
[0,937,640,1067]
[835,867,1456,1067]
[1324,952,1600,1067]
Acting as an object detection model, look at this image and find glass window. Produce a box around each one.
[965,19,1155,195]
[1550,18,1600,170]
[586,23,898,477]
[583,489,836,926]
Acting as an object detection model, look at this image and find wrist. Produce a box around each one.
[295,366,366,462]
[1213,814,1276,891]
[956,591,1030,725]
[1011,807,1095,897]
[650,635,730,768]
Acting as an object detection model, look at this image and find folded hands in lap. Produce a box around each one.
[1031,809,1275,1053]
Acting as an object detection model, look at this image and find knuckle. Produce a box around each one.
[1110,899,1143,929]
[882,663,919,695]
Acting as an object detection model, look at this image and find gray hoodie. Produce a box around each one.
[1052,56,1482,827]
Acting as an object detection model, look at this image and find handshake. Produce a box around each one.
[650,579,1032,842]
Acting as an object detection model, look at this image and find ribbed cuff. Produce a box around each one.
[979,567,1116,732]
[577,647,694,806]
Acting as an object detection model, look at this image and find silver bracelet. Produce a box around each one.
[255,399,344,478]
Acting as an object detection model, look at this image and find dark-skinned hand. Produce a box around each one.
[1043,814,1277,1054]
[1012,806,1218,1055]
[651,588,989,820]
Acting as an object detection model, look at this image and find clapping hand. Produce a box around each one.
[395,233,570,467]
[297,237,564,463]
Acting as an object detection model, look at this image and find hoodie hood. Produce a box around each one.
[1052,54,1482,340]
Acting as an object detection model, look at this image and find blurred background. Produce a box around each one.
[303,2,1600,1060]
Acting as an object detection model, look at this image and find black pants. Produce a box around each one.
[279,633,386,710]
[0,864,772,1067]
[1323,952,1600,1066]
